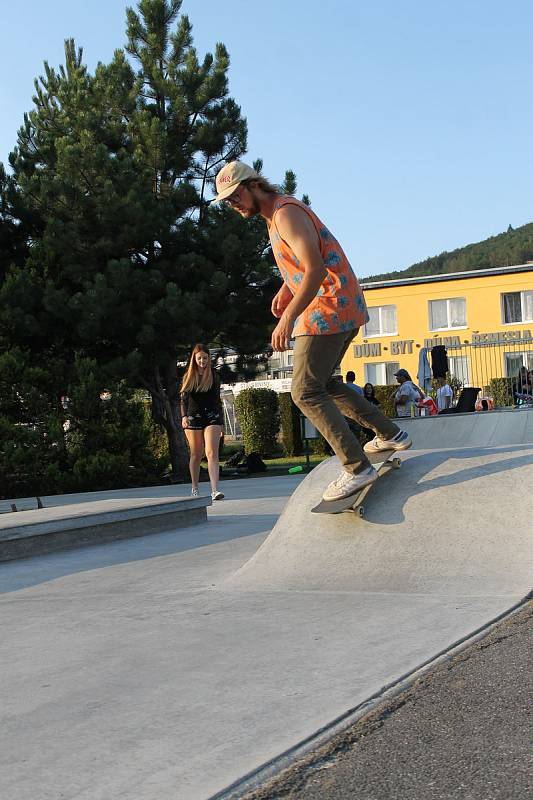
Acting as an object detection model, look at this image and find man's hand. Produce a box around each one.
[272,206,327,324]
[271,284,293,318]
[271,312,295,352]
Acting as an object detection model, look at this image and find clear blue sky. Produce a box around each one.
[2,1,533,277]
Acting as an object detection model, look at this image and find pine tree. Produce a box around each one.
[0,1,284,481]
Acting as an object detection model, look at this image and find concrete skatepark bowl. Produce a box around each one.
[1,409,532,800]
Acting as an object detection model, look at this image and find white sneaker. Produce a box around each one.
[322,464,377,502]
[211,490,224,501]
[191,487,199,497]
[363,430,412,454]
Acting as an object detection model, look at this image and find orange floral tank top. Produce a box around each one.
[268,197,369,337]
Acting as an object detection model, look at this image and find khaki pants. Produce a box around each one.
[291,331,399,474]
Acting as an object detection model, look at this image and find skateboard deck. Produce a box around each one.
[311,450,401,517]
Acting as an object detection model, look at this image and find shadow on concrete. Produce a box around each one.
[0,513,278,594]
[362,444,533,525]
[226,443,533,593]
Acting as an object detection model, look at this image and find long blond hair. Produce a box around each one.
[181,344,213,393]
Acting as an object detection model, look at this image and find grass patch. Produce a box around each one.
[263,454,325,469]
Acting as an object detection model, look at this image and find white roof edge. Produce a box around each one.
[361,263,533,290]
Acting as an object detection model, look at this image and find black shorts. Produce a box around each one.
[185,411,223,430]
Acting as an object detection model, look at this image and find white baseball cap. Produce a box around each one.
[214,160,259,202]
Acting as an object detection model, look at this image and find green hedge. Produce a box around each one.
[234,388,280,455]
[141,399,171,470]
[489,377,514,408]
[297,384,399,458]
[278,392,303,456]
[372,385,396,418]
[309,430,333,456]
[0,356,161,499]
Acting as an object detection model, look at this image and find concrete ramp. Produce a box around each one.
[227,445,533,595]
[396,407,533,449]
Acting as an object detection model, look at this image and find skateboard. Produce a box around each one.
[311,450,401,517]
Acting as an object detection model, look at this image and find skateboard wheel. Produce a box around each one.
[393,458,401,468]
[357,506,365,518]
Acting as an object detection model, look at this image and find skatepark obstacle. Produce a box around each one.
[227,431,533,598]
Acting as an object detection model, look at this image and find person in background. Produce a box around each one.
[436,377,454,412]
[363,383,380,406]
[359,383,380,440]
[180,343,224,501]
[345,370,364,396]
[391,369,425,417]
[516,366,530,393]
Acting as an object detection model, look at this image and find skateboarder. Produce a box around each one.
[214,161,412,501]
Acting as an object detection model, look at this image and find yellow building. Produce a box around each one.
[341,263,533,392]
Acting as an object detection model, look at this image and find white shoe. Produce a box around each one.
[191,487,199,497]
[363,430,412,454]
[322,465,377,502]
[211,490,224,501]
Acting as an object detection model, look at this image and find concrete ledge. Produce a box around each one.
[398,407,533,449]
[0,496,211,562]
[0,497,45,514]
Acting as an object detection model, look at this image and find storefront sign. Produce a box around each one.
[353,339,414,358]
[353,343,382,358]
[390,340,414,355]
[471,330,533,346]
[423,336,462,348]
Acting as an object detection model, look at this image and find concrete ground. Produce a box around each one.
[2,414,532,800]
[240,602,533,800]
[1,476,301,800]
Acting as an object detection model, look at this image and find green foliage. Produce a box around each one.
[0,1,298,480]
[0,348,67,499]
[0,417,64,500]
[367,222,533,282]
[0,351,160,499]
[69,452,133,492]
[489,377,514,408]
[278,392,303,456]
[63,357,160,491]
[140,398,170,470]
[309,431,333,456]
[300,385,398,458]
[0,0,311,484]
[234,388,280,456]
[372,385,396,417]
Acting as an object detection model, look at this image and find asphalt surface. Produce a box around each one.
[243,601,533,800]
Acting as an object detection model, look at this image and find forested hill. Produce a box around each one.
[365,222,533,282]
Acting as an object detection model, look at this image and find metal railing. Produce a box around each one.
[442,340,533,398]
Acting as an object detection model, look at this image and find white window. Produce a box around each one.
[365,362,400,385]
[363,305,397,337]
[448,355,471,387]
[505,351,533,377]
[429,298,466,331]
[501,291,533,324]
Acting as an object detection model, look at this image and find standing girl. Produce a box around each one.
[180,344,224,500]
[363,383,380,406]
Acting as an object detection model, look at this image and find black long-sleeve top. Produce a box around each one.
[180,368,222,418]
